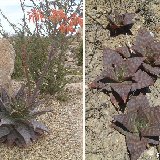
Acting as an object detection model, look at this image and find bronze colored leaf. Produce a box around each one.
[31,120,49,133]
[113,112,137,132]
[126,134,148,160]
[111,83,131,103]
[123,13,135,25]
[0,126,10,138]
[116,46,131,58]
[15,124,32,145]
[143,63,160,76]
[126,94,150,113]
[131,70,154,91]
[103,48,123,67]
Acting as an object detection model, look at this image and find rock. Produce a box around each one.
[0,38,15,88]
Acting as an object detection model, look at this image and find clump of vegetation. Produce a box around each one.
[132,28,160,77]
[107,10,135,36]
[89,45,154,108]
[0,85,52,147]
[89,26,160,159]
[112,94,160,160]
[0,0,83,148]
[76,41,83,66]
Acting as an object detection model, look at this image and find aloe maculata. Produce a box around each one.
[132,28,160,77]
[107,11,135,36]
[112,94,160,160]
[0,85,52,147]
[89,47,154,106]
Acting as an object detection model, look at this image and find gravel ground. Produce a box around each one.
[85,0,160,160]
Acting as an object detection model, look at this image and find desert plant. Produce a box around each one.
[132,28,160,77]
[9,0,83,96]
[89,47,154,107]
[0,0,83,147]
[0,85,52,147]
[76,40,83,66]
[107,10,135,36]
[112,94,160,160]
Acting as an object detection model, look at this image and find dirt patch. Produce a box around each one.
[85,0,160,160]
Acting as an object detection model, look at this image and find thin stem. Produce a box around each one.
[28,42,57,109]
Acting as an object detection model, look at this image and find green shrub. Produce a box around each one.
[11,34,68,96]
[76,41,83,66]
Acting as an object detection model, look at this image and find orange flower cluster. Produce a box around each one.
[28,9,44,22]
[49,9,67,23]
[58,14,83,34]
[28,8,83,34]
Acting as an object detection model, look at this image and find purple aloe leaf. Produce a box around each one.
[30,108,53,117]
[123,13,135,25]
[113,113,137,132]
[142,125,160,137]
[154,54,160,65]
[6,130,18,146]
[132,29,155,58]
[101,67,117,81]
[116,46,131,58]
[131,69,154,91]
[110,83,132,103]
[103,48,123,67]
[109,92,119,106]
[126,57,145,76]
[15,124,32,145]
[0,126,10,138]
[126,134,148,160]
[31,120,49,133]
[143,63,160,76]
[126,94,150,113]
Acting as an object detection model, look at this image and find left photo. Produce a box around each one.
[0,0,83,159]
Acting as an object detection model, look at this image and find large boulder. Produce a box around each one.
[0,38,15,89]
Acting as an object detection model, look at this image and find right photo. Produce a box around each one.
[85,1,160,160]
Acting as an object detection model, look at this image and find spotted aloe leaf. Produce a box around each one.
[131,69,154,91]
[116,46,131,58]
[0,87,52,148]
[107,11,135,36]
[126,94,150,112]
[126,134,148,160]
[110,83,132,103]
[15,124,33,145]
[143,63,160,77]
[132,28,160,77]
[112,95,160,160]
[103,48,123,67]
[31,120,49,133]
[0,127,10,138]
[89,48,148,105]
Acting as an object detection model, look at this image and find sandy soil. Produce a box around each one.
[85,0,160,160]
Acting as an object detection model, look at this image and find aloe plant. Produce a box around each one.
[107,10,135,36]
[89,47,154,106]
[112,94,160,160]
[0,85,52,147]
